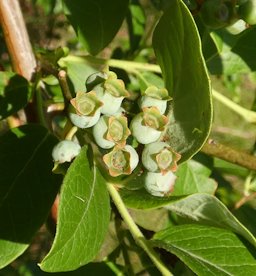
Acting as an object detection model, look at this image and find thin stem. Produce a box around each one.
[108,59,161,74]
[58,70,73,104]
[65,126,78,141]
[201,139,256,171]
[235,192,256,209]
[107,182,172,276]
[212,89,256,124]
[103,257,124,276]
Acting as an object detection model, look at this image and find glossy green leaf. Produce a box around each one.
[166,193,256,248]
[62,0,129,55]
[40,146,110,272]
[0,125,61,268]
[172,160,217,196]
[195,16,220,62]
[152,0,212,163]
[0,72,30,120]
[232,26,256,71]
[153,224,256,275]
[122,192,256,247]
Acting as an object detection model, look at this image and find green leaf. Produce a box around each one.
[172,160,217,196]
[40,146,111,272]
[120,159,216,209]
[129,208,169,232]
[195,16,220,62]
[58,56,98,93]
[127,1,146,53]
[166,193,256,248]
[62,0,129,55]
[232,26,256,71]
[0,125,61,268]
[121,188,184,209]
[0,72,31,120]
[152,224,256,276]
[152,0,212,163]
[206,29,251,75]
[121,192,256,247]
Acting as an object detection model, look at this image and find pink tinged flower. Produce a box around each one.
[142,107,168,130]
[70,91,103,116]
[103,145,139,177]
[142,142,181,174]
[93,115,131,149]
[130,107,168,144]
[106,116,131,147]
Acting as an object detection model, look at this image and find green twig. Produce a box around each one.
[108,59,161,74]
[65,126,78,141]
[212,89,256,124]
[58,70,73,104]
[106,183,172,276]
[103,257,124,276]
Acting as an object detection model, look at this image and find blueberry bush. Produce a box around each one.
[1,0,256,275]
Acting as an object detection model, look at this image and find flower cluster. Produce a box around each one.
[52,71,181,197]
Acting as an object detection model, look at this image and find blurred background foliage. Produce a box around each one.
[0,0,256,275]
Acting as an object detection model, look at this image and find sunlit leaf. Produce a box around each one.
[40,146,110,272]
[153,224,256,275]
[152,0,212,163]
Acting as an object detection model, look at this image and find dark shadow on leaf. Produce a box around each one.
[0,74,30,120]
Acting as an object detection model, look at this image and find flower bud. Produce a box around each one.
[142,142,181,173]
[144,171,177,197]
[103,145,139,177]
[130,107,168,144]
[69,91,103,128]
[140,86,171,114]
[93,115,131,149]
[91,72,130,115]
[52,140,81,164]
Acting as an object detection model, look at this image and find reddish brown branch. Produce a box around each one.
[201,139,256,171]
[0,0,36,80]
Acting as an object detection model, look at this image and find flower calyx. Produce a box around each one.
[143,85,171,101]
[103,145,139,177]
[142,107,168,131]
[142,142,181,174]
[70,91,103,116]
[106,115,131,147]
[156,147,181,174]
